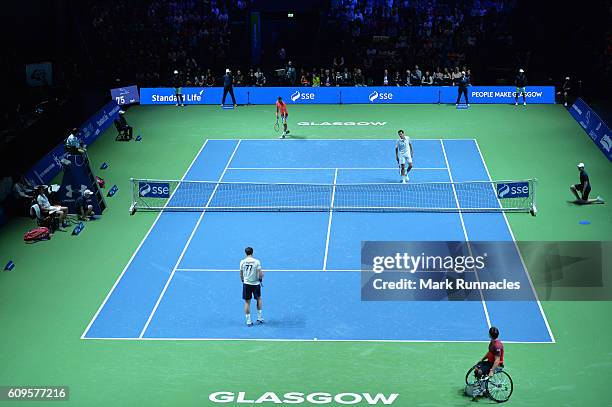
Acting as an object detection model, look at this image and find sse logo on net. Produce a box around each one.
[496,182,530,199]
[139,182,170,198]
[290,91,315,102]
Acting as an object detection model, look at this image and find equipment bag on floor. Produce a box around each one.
[24,227,51,243]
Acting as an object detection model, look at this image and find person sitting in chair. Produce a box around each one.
[75,189,94,220]
[475,327,504,379]
[114,110,133,140]
[66,129,86,154]
[36,186,68,230]
[570,163,604,205]
[30,202,59,232]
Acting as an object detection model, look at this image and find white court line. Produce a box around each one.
[138,140,242,339]
[80,139,210,339]
[240,138,477,141]
[474,140,556,343]
[440,140,492,329]
[81,337,550,344]
[227,167,448,170]
[322,169,338,271]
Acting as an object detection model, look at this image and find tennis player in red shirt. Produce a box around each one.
[276,96,290,139]
[476,326,504,378]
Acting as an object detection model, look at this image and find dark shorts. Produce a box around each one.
[475,361,493,377]
[475,361,504,377]
[242,283,261,300]
[574,184,591,200]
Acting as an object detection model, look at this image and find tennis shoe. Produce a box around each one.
[256,319,265,324]
[247,322,254,327]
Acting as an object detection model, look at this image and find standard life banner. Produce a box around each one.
[25,100,121,185]
[569,98,612,162]
[139,86,556,105]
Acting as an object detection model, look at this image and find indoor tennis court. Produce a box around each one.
[82,138,553,342]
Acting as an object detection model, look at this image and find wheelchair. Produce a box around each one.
[465,364,513,403]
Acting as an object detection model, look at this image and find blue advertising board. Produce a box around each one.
[569,98,612,162]
[25,100,121,185]
[250,87,340,104]
[139,87,250,105]
[140,86,555,105]
[439,86,555,104]
[340,87,439,104]
[110,85,140,105]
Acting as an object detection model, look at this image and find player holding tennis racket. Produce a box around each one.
[240,246,264,326]
[275,96,290,138]
[395,130,413,183]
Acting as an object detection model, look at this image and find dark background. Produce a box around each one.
[1,0,610,176]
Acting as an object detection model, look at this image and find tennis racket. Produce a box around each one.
[274,119,280,132]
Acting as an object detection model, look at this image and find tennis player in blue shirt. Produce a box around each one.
[570,163,604,204]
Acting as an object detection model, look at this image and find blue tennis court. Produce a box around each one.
[82,139,554,342]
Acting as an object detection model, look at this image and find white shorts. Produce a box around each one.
[399,154,412,165]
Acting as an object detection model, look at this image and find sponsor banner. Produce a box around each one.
[110,85,140,105]
[341,87,439,104]
[25,100,120,185]
[138,182,170,198]
[139,87,249,105]
[361,241,612,301]
[139,86,555,105]
[440,86,555,104]
[569,98,612,162]
[496,182,530,199]
[250,87,340,104]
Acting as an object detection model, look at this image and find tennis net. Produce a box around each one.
[130,178,537,214]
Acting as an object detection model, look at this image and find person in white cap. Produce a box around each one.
[570,163,604,204]
[514,68,527,106]
[221,68,237,107]
[173,70,184,107]
[75,189,95,220]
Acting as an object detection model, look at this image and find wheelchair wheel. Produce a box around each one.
[485,370,513,403]
[465,366,479,385]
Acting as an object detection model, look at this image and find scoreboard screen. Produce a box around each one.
[110,85,140,105]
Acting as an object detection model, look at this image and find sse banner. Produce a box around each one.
[25,100,120,185]
[139,86,555,105]
[569,98,612,162]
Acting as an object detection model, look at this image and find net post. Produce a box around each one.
[129,178,137,215]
